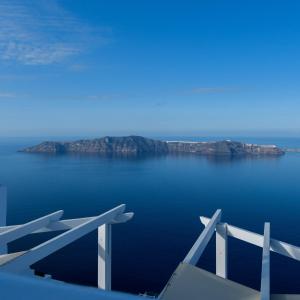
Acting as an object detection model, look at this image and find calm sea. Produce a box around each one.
[1,136,300,294]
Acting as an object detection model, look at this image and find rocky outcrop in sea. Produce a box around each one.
[20,136,285,156]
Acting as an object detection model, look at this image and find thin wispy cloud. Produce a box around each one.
[87,94,124,101]
[68,64,89,72]
[191,87,238,94]
[0,0,112,65]
[0,92,16,98]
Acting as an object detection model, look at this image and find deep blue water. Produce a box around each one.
[1,137,300,295]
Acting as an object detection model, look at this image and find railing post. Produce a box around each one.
[260,222,270,300]
[0,185,7,254]
[216,223,228,278]
[98,224,112,290]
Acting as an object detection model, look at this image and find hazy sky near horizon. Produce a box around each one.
[0,0,300,137]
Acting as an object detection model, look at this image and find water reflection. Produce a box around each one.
[203,154,283,164]
[19,151,284,165]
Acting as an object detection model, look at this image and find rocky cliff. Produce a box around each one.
[21,136,168,155]
[20,136,284,156]
[166,140,284,156]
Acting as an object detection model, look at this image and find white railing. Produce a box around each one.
[2,183,300,299]
[0,185,134,291]
[200,216,300,261]
[183,209,222,265]
[179,210,300,299]
[0,185,7,254]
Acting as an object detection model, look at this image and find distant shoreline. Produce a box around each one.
[283,148,300,153]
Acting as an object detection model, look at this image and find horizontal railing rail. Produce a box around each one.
[0,204,128,273]
[0,210,63,246]
[200,216,300,261]
[0,212,134,234]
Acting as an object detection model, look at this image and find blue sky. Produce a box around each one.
[0,0,300,137]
